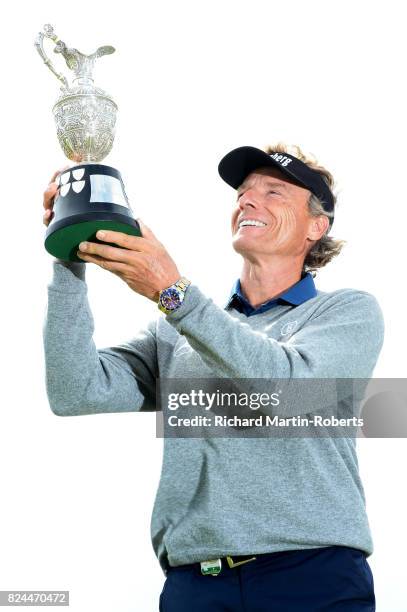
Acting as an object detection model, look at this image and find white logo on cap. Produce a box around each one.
[270,153,292,167]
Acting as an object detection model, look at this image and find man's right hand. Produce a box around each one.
[43,166,70,227]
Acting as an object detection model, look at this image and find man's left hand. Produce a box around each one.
[76,219,182,302]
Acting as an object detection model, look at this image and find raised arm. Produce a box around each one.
[43,261,158,416]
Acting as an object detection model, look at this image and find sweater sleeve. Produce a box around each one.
[43,261,159,416]
[164,284,385,380]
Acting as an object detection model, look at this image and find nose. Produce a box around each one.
[237,189,259,211]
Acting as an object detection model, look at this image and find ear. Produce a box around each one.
[307,215,329,241]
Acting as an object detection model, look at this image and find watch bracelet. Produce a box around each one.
[174,277,191,292]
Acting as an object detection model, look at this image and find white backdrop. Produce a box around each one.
[1,1,406,610]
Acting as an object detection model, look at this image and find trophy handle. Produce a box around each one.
[34,24,69,90]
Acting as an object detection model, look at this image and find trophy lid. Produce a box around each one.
[35,24,116,91]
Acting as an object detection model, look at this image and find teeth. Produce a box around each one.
[239,219,267,228]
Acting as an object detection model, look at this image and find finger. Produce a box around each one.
[43,209,53,226]
[77,240,141,263]
[137,218,160,243]
[49,165,70,184]
[94,230,153,252]
[44,166,69,210]
[76,251,134,274]
[43,183,60,210]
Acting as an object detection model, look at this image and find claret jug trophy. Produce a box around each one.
[35,24,141,262]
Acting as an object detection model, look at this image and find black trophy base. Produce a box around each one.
[44,164,141,262]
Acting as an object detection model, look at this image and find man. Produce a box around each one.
[42,144,384,611]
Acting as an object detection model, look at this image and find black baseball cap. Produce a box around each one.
[218,146,335,224]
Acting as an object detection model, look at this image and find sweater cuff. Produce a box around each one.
[49,259,87,293]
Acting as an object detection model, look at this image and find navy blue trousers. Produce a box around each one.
[159,546,375,611]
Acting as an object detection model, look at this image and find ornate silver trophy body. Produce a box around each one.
[35,24,140,262]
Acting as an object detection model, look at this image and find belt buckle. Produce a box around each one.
[200,559,222,576]
[226,555,257,568]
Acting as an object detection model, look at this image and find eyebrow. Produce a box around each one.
[237,180,289,195]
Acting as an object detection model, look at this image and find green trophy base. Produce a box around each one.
[45,215,142,263]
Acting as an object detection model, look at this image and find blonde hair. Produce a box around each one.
[264,143,346,275]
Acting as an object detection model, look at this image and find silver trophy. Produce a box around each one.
[35,24,140,262]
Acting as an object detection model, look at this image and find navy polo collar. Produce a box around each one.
[224,272,317,316]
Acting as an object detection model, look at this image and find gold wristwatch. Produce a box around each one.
[158,277,191,315]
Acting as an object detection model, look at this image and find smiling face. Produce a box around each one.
[231,166,327,263]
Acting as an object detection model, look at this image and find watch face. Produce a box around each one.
[161,287,182,311]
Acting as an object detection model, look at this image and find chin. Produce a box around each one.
[232,236,257,257]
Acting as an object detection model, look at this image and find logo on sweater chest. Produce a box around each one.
[280,320,298,336]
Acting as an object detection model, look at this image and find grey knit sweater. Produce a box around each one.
[43,261,384,572]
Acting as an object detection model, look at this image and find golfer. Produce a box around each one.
[42,144,384,611]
